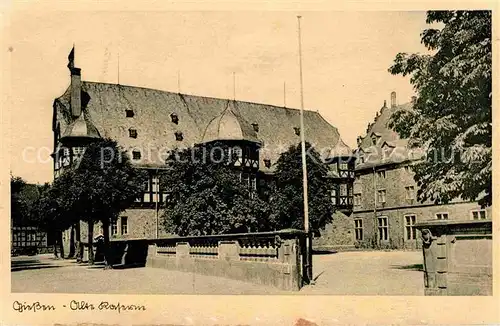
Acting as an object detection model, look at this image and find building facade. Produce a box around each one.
[350,92,491,250]
[52,50,355,246]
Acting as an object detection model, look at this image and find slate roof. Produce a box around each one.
[53,81,350,171]
[61,113,101,140]
[355,102,424,171]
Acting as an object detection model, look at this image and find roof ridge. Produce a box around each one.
[81,80,326,115]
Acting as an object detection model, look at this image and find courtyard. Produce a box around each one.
[11,250,424,295]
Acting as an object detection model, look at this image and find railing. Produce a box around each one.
[79,229,310,291]
[147,229,308,291]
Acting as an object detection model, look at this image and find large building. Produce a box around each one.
[349,92,491,249]
[52,50,356,245]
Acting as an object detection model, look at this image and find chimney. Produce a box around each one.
[68,47,82,118]
[383,100,387,108]
[390,91,397,108]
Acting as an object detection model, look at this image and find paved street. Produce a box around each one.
[11,251,423,295]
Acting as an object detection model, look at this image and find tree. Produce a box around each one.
[11,175,31,227]
[270,142,334,236]
[31,177,76,258]
[66,138,147,267]
[388,11,492,207]
[32,139,146,266]
[160,142,272,236]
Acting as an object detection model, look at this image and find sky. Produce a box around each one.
[3,8,430,184]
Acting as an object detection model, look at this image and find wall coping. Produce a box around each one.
[82,229,307,245]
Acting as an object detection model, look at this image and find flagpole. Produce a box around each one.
[297,15,312,284]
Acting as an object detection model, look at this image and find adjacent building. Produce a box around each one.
[350,92,491,249]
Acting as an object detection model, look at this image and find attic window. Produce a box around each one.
[252,123,259,132]
[132,150,141,160]
[174,131,183,141]
[126,110,134,118]
[263,159,271,168]
[371,134,381,146]
[294,127,301,136]
[129,128,137,138]
[170,113,179,124]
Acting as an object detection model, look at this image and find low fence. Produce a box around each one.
[415,220,492,296]
[81,229,309,291]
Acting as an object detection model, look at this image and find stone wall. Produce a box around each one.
[313,211,355,251]
[146,230,307,291]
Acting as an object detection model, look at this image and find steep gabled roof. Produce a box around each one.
[54,81,350,170]
[355,101,418,170]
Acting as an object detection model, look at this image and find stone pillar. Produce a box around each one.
[416,220,492,296]
[218,241,240,261]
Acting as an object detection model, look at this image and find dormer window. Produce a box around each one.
[174,131,183,141]
[129,128,137,138]
[126,109,134,118]
[294,127,301,136]
[263,158,271,168]
[371,136,377,146]
[252,123,259,132]
[132,150,141,160]
[170,113,179,124]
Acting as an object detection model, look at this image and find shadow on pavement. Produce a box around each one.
[391,263,424,271]
[312,250,338,255]
[11,262,63,272]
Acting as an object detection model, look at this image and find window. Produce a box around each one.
[234,147,243,158]
[339,162,348,171]
[436,212,449,220]
[170,113,179,124]
[371,136,377,146]
[354,219,363,241]
[250,175,257,191]
[151,175,159,202]
[471,209,487,220]
[377,216,389,241]
[294,127,300,135]
[330,188,337,205]
[72,147,85,156]
[340,184,347,196]
[121,216,128,235]
[405,215,416,240]
[132,150,141,160]
[404,165,411,173]
[377,189,386,204]
[111,219,118,236]
[354,194,362,206]
[143,177,151,202]
[125,109,134,118]
[377,170,386,179]
[241,173,250,187]
[129,128,137,138]
[174,131,183,141]
[251,123,259,132]
[405,186,415,200]
[263,159,271,168]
